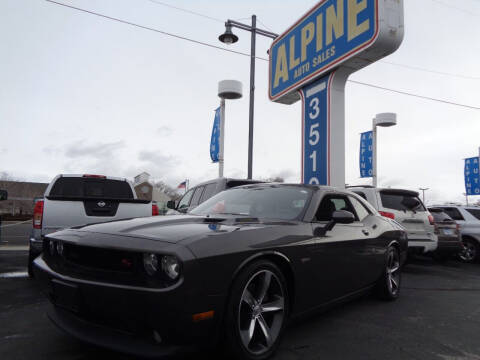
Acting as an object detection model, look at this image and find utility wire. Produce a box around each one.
[428,0,480,16]
[45,0,480,111]
[380,60,480,80]
[145,0,224,23]
[348,80,480,110]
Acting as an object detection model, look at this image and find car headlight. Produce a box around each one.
[56,241,64,256]
[161,255,180,280]
[49,240,56,256]
[143,253,159,276]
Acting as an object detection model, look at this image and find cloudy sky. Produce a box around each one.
[1,0,479,204]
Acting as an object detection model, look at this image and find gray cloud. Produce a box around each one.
[156,126,173,137]
[65,140,126,160]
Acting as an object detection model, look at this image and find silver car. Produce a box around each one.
[431,205,480,263]
[349,186,437,254]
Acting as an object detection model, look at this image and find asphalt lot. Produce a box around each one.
[1,251,479,360]
[0,221,30,247]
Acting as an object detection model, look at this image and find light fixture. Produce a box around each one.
[218,24,238,45]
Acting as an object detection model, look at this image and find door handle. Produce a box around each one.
[362,229,370,236]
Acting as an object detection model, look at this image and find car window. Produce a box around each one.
[177,189,194,210]
[191,186,312,221]
[465,209,480,220]
[440,207,465,221]
[380,192,425,212]
[190,186,205,207]
[349,196,370,221]
[49,177,133,199]
[201,183,217,203]
[316,195,357,222]
[429,211,452,222]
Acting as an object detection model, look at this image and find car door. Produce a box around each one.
[187,186,205,212]
[309,193,370,303]
[176,189,195,213]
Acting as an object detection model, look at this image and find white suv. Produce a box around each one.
[349,186,437,254]
[430,205,480,263]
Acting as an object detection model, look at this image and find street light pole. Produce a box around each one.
[219,17,278,179]
[371,113,397,187]
[419,187,429,204]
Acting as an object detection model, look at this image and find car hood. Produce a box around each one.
[52,214,269,244]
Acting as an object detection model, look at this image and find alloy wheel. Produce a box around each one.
[459,241,476,262]
[238,270,285,355]
[386,248,400,296]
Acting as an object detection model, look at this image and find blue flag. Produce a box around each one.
[210,107,220,163]
[360,131,373,178]
[465,157,480,195]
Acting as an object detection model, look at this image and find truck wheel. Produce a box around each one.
[459,238,479,263]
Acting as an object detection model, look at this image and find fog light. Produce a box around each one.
[161,255,180,280]
[49,241,56,256]
[56,241,64,256]
[143,254,158,276]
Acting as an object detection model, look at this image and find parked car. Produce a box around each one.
[427,207,462,261]
[167,177,264,214]
[348,186,437,255]
[28,174,159,277]
[33,184,407,359]
[430,205,480,263]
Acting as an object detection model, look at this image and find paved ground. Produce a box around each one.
[0,221,30,247]
[1,251,479,360]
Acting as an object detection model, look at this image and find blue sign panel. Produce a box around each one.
[360,130,373,178]
[210,107,220,163]
[300,74,334,185]
[465,157,480,195]
[269,0,378,102]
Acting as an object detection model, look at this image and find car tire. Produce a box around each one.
[459,238,479,263]
[224,260,289,360]
[375,246,401,301]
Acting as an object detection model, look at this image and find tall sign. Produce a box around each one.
[465,157,480,195]
[269,0,404,187]
[359,130,373,178]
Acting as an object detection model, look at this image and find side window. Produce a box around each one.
[190,186,205,207]
[465,209,480,220]
[441,207,464,221]
[349,196,371,222]
[177,189,194,211]
[200,183,217,203]
[315,195,357,222]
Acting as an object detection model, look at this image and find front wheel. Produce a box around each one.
[375,246,401,301]
[224,260,289,360]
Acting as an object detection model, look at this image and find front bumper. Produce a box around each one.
[408,238,437,254]
[33,256,223,356]
[435,236,462,255]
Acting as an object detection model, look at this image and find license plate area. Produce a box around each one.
[443,229,454,235]
[51,279,80,313]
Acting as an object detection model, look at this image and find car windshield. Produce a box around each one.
[190,186,312,221]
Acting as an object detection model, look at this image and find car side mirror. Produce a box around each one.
[0,190,7,201]
[324,210,355,232]
[166,200,176,209]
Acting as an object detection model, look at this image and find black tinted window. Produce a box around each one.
[353,191,367,201]
[50,178,133,199]
[466,209,480,220]
[316,195,356,222]
[429,210,452,222]
[440,207,464,221]
[380,192,425,212]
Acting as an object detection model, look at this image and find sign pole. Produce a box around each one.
[219,98,226,178]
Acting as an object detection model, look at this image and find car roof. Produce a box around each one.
[348,186,419,197]
[191,178,265,188]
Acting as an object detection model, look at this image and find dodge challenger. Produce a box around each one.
[34,184,407,359]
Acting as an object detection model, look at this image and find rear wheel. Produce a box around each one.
[375,246,401,301]
[224,260,288,360]
[459,238,479,263]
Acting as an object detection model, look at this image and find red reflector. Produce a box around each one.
[428,214,434,225]
[33,200,44,229]
[83,174,106,179]
[379,211,395,220]
[192,311,214,322]
[152,204,159,216]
